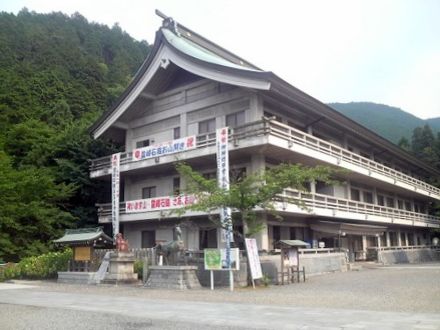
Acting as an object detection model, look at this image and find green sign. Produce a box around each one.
[204,249,222,270]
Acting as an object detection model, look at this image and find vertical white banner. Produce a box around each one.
[111,152,120,239]
[245,238,263,280]
[216,127,233,268]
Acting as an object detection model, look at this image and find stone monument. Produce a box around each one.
[145,226,201,290]
[103,233,139,284]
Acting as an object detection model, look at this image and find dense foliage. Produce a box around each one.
[0,248,72,281]
[329,102,440,144]
[0,9,149,261]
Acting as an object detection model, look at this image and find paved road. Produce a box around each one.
[1,283,440,329]
[1,264,440,329]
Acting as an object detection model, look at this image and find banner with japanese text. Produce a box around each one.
[245,238,263,280]
[111,153,120,238]
[132,136,196,161]
[216,127,233,253]
[126,195,196,213]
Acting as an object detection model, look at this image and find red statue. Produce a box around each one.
[115,233,129,252]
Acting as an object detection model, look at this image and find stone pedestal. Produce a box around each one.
[103,251,138,284]
[145,266,201,290]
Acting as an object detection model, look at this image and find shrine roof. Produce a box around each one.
[54,227,113,246]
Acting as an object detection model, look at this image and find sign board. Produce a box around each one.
[245,238,263,280]
[287,249,298,267]
[126,195,196,213]
[204,248,240,270]
[132,136,196,161]
[204,249,222,270]
[111,152,120,238]
[74,246,91,261]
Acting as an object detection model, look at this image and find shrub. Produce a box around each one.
[134,259,143,278]
[2,249,72,280]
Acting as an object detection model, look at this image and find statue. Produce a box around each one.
[115,233,129,252]
[155,226,185,265]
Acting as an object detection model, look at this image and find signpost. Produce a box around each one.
[204,248,239,290]
[245,238,263,288]
[111,152,120,239]
[216,127,234,291]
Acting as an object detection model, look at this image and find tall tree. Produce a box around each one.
[175,163,335,238]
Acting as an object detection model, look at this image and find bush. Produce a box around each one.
[134,259,143,278]
[1,249,72,281]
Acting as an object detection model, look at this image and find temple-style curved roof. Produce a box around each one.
[89,13,440,177]
[54,227,113,246]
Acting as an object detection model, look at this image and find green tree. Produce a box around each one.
[175,162,335,238]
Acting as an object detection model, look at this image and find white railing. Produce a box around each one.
[266,119,439,197]
[89,118,440,197]
[278,188,439,226]
[96,189,440,226]
[367,245,438,251]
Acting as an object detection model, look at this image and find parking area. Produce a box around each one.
[9,262,440,313]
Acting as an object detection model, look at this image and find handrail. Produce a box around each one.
[89,118,440,197]
[96,189,440,226]
[278,188,439,225]
[266,119,439,197]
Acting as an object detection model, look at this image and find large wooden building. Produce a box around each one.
[89,15,440,260]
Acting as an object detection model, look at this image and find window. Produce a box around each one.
[173,177,180,196]
[142,186,156,199]
[405,201,412,211]
[199,118,216,134]
[173,127,180,139]
[386,197,394,208]
[377,195,385,206]
[136,139,150,148]
[226,111,245,128]
[316,181,334,196]
[199,229,218,249]
[363,191,373,204]
[141,230,156,248]
[351,188,360,201]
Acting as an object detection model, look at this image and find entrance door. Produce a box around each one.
[141,230,156,248]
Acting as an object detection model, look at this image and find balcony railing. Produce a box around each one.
[90,118,440,198]
[97,189,440,227]
[277,189,440,226]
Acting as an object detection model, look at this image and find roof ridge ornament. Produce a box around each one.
[156,9,181,37]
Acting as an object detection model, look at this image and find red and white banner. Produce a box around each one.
[216,127,233,245]
[126,195,196,213]
[132,136,196,161]
[111,153,120,238]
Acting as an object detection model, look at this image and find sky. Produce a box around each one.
[2,0,440,119]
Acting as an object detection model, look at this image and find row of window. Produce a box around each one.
[135,111,246,148]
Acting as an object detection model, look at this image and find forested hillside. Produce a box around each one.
[329,102,440,144]
[0,9,149,261]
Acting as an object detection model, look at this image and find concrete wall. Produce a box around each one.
[260,253,347,284]
[195,252,347,287]
[378,248,440,264]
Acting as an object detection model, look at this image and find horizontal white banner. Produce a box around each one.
[133,136,196,161]
[126,195,196,213]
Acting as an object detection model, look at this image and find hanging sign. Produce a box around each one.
[126,195,196,213]
[245,238,263,280]
[216,127,233,271]
[111,152,120,238]
[132,136,196,161]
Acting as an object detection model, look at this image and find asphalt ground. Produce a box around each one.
[1,263,439,329]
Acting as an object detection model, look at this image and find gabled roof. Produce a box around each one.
[89,12,440,177]
[54,227,113,246]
